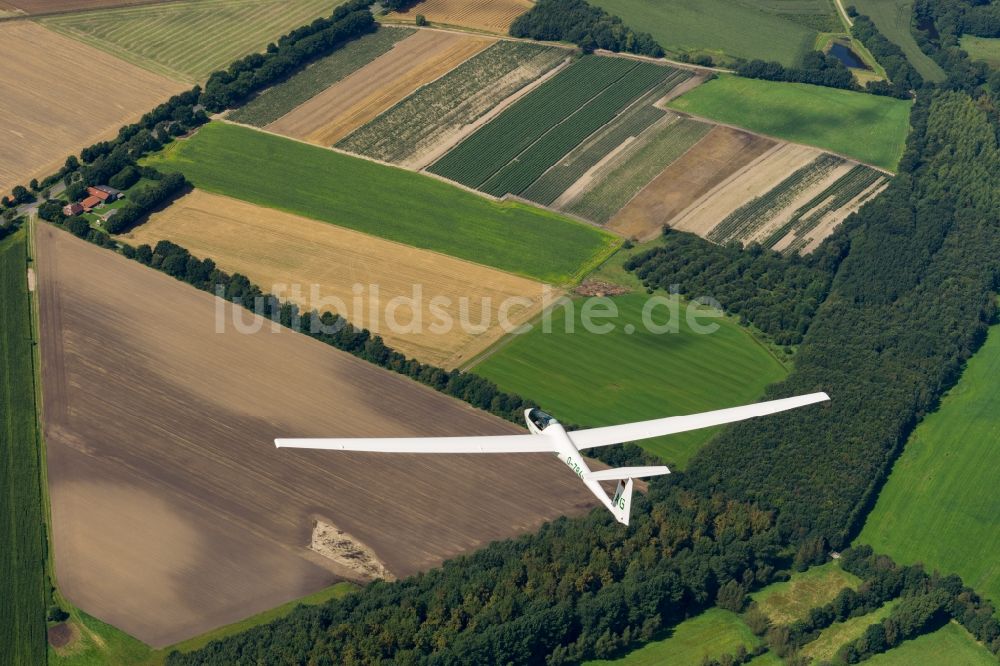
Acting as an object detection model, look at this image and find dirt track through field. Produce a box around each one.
[36,224,599,647]
[0,21,184,196]
[268,30,494,146]
[389,0,532,33]
[607,126,776,240]
[124,190,552,368]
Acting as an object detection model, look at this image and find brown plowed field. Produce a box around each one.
[0,22,184,196]
[267,29,493,146]
[36,224,598,647]
[123,190,552,368]
[607,126,776,240]
[389,0,532,34]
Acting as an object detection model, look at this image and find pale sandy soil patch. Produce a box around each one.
[267,30,494,146]
[389,0,532,34]
[310,520,393,581]
[668,143,831,238]
[607,126,776,240]
[123,190,551,368]
[0,22,184,196]
[37,224,597,646]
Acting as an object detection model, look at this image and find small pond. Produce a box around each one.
[828,42,870,70]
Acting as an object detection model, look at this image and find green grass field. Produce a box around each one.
[668,74,912,170]
[473,265,787,465]
[585,608,761,665]
[961,35,1000,69]
[144,122,618,284]
[801,600,897,662]
[592,0,839,66]
[865,621,995,665]
[853,0,947,81]
[43,0,340,82]
[0,229,47,666]
[858,324,1000,608]
[751,562,860,625]
[230,27,414,127]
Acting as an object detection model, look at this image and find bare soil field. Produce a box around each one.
[36,224,598,647]
[0,22,184,196]
[5,0,167,13]
[267,30,494,146]
[388,0,532,34]
[606,126,776,240]
[123,190,552,368]
[668,143,836,238]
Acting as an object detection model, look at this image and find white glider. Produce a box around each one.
[276,392,829,526]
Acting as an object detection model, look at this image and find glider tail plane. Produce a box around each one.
[612,479,634,526]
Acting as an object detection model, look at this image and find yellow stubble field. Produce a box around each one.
[266,29,494,146]
[0,21,185,196]
[122,190,554,368]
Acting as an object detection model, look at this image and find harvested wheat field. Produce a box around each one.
[0,22,184,196]
[267,29,494,146]
[607,125,775,240]
[36,224,598,646]
[123,190,552,368]
[389,0,532,34]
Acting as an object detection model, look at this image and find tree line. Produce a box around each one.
[625,230,846,347]
[509,0,663,57]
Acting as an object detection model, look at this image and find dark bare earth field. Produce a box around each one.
[35,225,598,647]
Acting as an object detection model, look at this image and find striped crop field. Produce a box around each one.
[518,73,693,207]
[230,28,415,127]
[42,0,341,82]
[565,116,712,223]
[337,40,567,167]
[770,165,888,253]
[429,56,685,197]
[707,153,846,244]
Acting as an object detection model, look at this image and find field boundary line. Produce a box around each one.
[0,0,187,22]
[670,110,897,174]
[604,119,717,236]
[413,53,575,171]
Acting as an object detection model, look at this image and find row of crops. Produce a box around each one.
[706,153,845,244]
[428,56,682,194]
[229,28,414,127]
[771,165,888,253]
[565,117,712,223]
[337,40,566,164]
[517,72,693,206]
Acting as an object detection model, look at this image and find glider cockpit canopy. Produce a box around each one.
[528,408,559,432]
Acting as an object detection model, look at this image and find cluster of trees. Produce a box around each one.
[104,172,187,234]
[684,90,1000,548]
[625,230,845,346]
[200,1,375,111]
[914,0,1000,39]
[836,546,1000,660]
[509,0,663,57]
[851,16,924,97]
[736,51,857,91]
[380,0,419,11]
[911,0,1000,93]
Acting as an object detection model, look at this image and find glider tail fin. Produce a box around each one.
[611,479,634,526]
